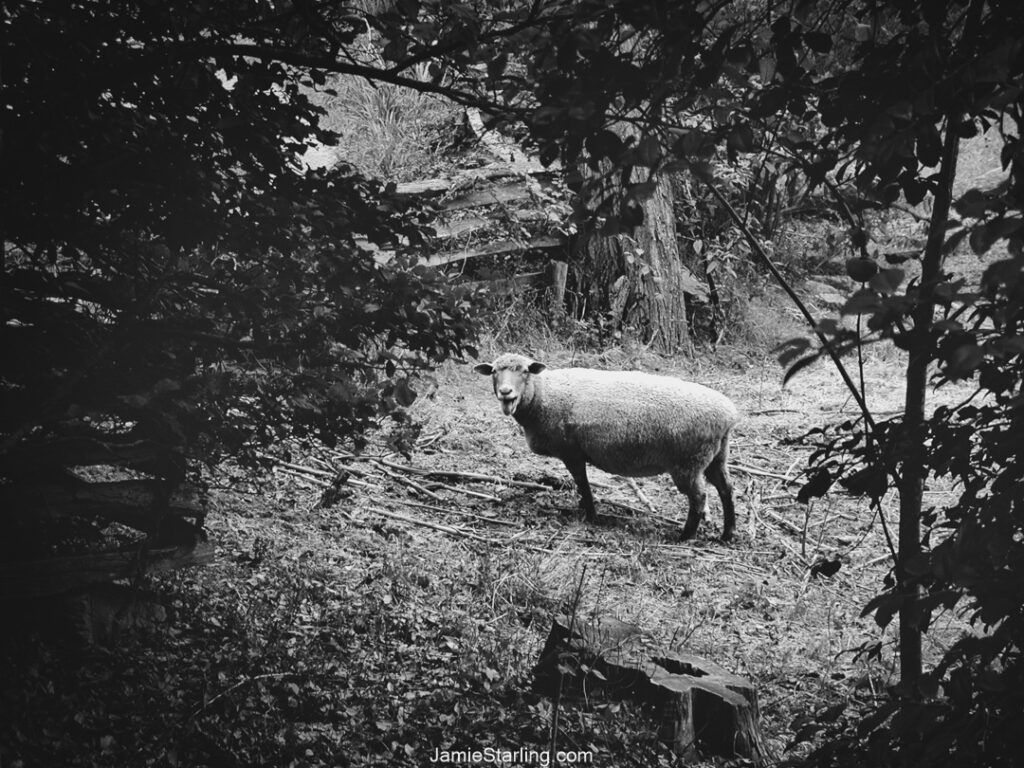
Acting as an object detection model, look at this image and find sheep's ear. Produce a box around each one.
[473,363,495,375]
[527,362,547,375]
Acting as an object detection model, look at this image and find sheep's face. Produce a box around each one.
[474,354,546,416]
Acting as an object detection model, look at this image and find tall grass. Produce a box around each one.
[313,49,458,181]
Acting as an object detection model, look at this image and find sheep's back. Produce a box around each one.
[536,369,737,475]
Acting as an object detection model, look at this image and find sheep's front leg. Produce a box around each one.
[562,456,597,521]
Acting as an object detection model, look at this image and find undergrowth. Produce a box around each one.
[310,60,466,181]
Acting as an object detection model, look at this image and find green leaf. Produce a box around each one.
[916,123,943,167]
[636,135,661,167]
[841,289,882,315]
[773,336,812,367]
[783,353,821,387]
[804,31,832,53]
[869,268,904,294]
[797,468,833,503]
[726,123,755,153]
[394,377,417,407]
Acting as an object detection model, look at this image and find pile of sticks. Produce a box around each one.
[263,443,806,550]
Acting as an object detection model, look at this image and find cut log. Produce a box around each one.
[534,615,771,764]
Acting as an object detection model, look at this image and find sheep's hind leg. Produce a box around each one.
[704,462,737,540]
[671,469,707,540]
[563,456,598,522]
[705,450,736,542]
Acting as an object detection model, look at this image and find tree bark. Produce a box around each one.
[898,119,960,688]
[575,172,691,352]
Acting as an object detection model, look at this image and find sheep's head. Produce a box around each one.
[473,353,546,416]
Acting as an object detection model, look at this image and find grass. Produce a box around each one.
[305,55,465,181]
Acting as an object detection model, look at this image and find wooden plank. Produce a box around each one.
[463,271,545,293]
[0,436,173,476]
[393,165,554,197]
[2,478,206,534]
[438,184,536,211]
[430,216,489,239]
[423,235,563,267]
[0,539,215,600]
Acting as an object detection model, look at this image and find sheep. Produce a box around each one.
[474,353,739,541]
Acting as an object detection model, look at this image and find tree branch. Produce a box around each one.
[193,42,528,117]
[699,177,876,430]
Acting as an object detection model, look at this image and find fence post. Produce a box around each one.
[545,260,568,317]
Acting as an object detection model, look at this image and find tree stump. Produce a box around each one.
[534,615,770,764]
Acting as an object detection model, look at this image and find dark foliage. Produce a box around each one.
[768,1,1024,764]
[1,1,480,484]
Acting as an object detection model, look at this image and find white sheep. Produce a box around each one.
[474,353,739,540]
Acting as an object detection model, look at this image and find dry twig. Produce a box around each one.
[375,459,552,491]
[366,506,497,543]
[373,461,445,501]
[729,462,799,484]
[626,478,658,514]
[392,497,518,527]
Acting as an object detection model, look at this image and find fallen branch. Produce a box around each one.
[375,459,552,490]
[759,506,804,536]
[393,497,518,527]
[626,479,658,514]
[373,462,445,501]
[323,447,398,463]
[856,553,893,571]
[729,463,799,484]
[261,454,334,478]
[275,466,330,487]
[417,431,446,449]
[188,672,297,720]
[603,499,684,529]
[602,498,647,516]
[426,481,501,502]
[366,506,497,544]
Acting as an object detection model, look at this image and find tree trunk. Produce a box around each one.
[574,174,690,352]
[577,174,688,352]
[897,120,960,689]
